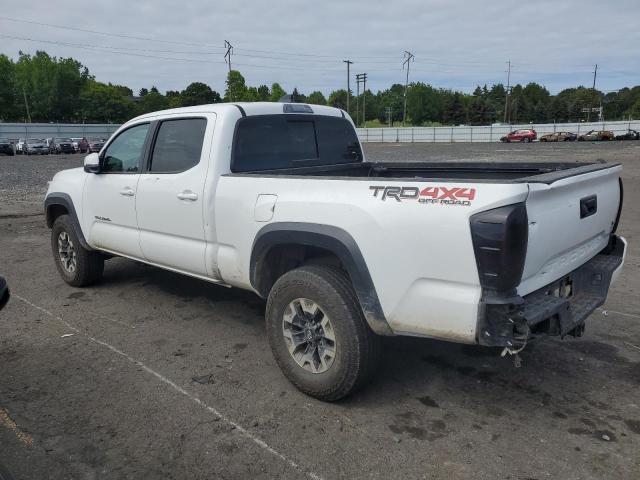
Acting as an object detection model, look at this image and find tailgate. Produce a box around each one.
[518,164,622,295]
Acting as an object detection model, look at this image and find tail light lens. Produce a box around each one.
[470,203,528,293]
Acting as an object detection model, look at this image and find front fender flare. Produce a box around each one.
[250,222,393,336]
[45,192,92,250]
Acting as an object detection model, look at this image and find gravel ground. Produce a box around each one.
[0,141,639,480]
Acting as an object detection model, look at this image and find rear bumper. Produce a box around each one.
[478,235,626,347]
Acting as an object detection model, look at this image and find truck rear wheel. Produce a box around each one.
[51,215,104,287]
[265,265,381,401]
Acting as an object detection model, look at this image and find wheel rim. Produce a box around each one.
[57,231,77,273]
[282,298,336,374]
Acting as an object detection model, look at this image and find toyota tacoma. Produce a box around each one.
[44,102,626,400]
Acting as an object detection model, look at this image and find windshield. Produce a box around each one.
[55,138,72,142]
[27,138,45,143]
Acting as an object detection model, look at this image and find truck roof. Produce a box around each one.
[130,102,345,124]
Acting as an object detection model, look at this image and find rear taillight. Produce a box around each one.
[470,203,528,294]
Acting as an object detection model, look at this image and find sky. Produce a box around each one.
[1,0,639,97]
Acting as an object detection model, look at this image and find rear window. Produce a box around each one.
[231,114,362,172]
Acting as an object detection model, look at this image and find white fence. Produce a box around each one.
[1,119,639,144]
[0,123,119,140]
[356,120,640,143]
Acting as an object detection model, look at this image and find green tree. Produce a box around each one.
[307,91,327,105]
[269,83,286,102]
[328,89,348,110]
[79,80,135,123]
[224,70,247,102]
[137,90,169,114]
[257,84,270,101]
[180,82,221,106]
[0,55,16,121]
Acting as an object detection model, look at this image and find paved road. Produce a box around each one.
[1,142,639,479]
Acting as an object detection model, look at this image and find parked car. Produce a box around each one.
[45,102,626,401]
[500,129,537,142]
[25,138,50,155]
[70,137,84,153]
[614,129,640,141]
[539,131,577,142]
[578,130,614,141]
[16,138,26,154]
[44,137,56,153]
[0,138,16,156]
[86,138,105,153]
[53,137,76,154]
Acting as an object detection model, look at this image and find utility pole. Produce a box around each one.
[362,73,367,127]
[21,85,31,123]
[224,40,233,72]
[355,73,362,125]
[356,73,366,126]
[343,60,353,115]
[587,64,598,122]
[503,60,511,124]
[402,51,414,127]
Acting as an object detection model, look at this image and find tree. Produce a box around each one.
[224,70,247,102]
[307,91,327,105]
[328,89,348,110]
[290,88,306,103]
[79,80,135,123]
[180,82,221,106]
[257,84,270,101]
[137,90,169,114]
[0,55,17,121]
[269,83,286,102]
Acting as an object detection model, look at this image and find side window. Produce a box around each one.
[149,118,207,173]
[102,123,150,173]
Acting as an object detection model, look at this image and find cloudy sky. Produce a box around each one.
[1,0,639,96]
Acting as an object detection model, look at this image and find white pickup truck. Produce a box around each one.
[45,102,626,400]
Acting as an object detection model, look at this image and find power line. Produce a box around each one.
[402,51,414,126]
[0,15,225,49]
[343,60,353,114]
[587,64,598,122]
[504,60,511,123]
[224,40,234,72]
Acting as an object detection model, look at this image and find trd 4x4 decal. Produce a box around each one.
[369,185,476,206]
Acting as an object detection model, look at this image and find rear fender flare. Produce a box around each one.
[250,222,393,336]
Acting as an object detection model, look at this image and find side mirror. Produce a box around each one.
[84,152,100,173]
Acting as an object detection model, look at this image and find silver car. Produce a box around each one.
[26,138,49,155]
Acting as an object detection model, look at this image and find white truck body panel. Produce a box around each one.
[45,102,626,346]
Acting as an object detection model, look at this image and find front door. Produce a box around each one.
[135,117,211,276]
[83,122,150,258]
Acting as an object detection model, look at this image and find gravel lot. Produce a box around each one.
[1,141,639,479]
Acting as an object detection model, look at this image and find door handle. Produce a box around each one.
[580,195,597,219]
[119,188,135,197]
[177,190,198,201]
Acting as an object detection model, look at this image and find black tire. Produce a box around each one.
[51,215,104,287]
[540,138,547,142]
[266,265,381,401]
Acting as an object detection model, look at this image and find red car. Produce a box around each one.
[500,129,537,143]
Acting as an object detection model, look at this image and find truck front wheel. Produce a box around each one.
[51,215,104,287]
[265,265,381,401]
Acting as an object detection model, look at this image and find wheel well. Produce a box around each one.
[46,203,69,228]
[253,243,344,298]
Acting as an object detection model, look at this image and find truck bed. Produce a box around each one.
[231,161,619,184]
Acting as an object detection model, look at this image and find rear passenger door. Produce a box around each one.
[135,116,213,276]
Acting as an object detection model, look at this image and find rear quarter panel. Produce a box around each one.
[215,176,529,342]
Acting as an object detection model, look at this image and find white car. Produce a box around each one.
[44,102,626,400]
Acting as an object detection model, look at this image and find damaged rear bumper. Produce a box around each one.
[478,235,626,347]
